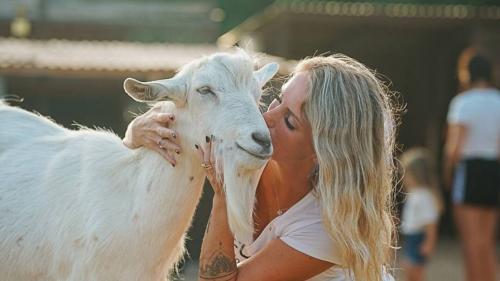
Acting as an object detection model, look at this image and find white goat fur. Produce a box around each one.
[0,50,278,281]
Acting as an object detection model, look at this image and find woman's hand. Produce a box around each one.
[123,105,181,166]
[195,135,224,196]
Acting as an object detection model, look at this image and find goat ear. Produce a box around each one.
[123,77,186,105]
[254,63,279,88]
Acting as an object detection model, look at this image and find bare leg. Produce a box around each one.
[454,204,475,281]
[468,206,497,281]
[456,205,498,281]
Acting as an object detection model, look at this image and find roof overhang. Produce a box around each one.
[218,0,500,47]
[0,37,295,79]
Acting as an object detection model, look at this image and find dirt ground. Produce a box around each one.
[175,237,500,281]
[393,238,499,281]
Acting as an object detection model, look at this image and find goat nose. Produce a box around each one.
[251,132,271,149]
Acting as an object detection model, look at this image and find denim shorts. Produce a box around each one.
[403,232,427,265]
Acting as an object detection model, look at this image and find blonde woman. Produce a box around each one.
[124,54,397,280]
[400,148,443,281]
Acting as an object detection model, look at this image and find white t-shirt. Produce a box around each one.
[446,88,500,159]
[401,188,439,235]
[234,191,393,281]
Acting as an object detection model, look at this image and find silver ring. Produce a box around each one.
[158,139,166,149]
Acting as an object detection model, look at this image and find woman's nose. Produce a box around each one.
[263,111,275,128]
[264,98,280,128]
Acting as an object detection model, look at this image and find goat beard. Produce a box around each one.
[219,155,266,244]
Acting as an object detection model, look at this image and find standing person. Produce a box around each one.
[400,148,442,281]
[444,52,500,281]
[124,54,398,280]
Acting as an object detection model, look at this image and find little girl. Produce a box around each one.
[400,148,443,281]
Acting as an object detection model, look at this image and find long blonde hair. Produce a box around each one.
[297,55,397,280]
[400,147,444,214]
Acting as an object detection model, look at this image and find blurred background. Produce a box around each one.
[0,0,498,280]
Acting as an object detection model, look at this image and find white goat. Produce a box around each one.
[0,50,278,281]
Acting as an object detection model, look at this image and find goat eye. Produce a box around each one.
[196,86,215,96]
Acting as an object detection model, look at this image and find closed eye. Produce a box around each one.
[284,113,296,130]
[270,94,295,130]
[197,86,215,96]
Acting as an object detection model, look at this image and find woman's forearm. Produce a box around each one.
[199,195,238,281]
[443,124,464,188]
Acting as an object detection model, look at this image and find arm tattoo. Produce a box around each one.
[199,249,237,280]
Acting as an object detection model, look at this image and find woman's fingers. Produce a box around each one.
[204,135,212,164]
[155,147,177,166]
[194,143,204,161]
[196,136,219,167]
[155,126,179,143]
[154,112,175,124]
[155,126,180,146]
[123,109,176,149]
[146,136,177,166]
[199,135,212,166]
[123,106,181,168]
[151,135,180,154]
[158,138,181,155]
[123,117,144,149]
[209,135,217,166]
[196,137,223,194]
